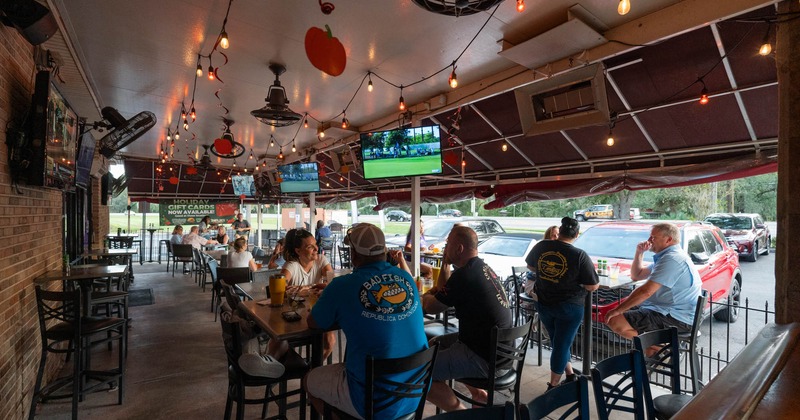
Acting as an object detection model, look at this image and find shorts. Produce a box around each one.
[305,363,361,419]
[430,334,489,382]
[624,308,692,335]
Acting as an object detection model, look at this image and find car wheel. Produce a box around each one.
[746,243,758,262]
[713,278,741,323]
[576,215,586,222]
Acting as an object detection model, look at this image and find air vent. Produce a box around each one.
[514,63,610,136]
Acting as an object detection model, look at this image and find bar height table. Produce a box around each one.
[35,264,129,316]
[146,228,159,262]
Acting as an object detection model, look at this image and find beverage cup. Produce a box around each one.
[431,266,441,286]
[306,291,318,310]
[422,278,433,294]
[609,265,620,280]
[269,275,287,307]
[256,262,263,270]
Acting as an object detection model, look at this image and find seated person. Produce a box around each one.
[404,220,433,278]
[267,239,286,269]
[219,294,284,378]
[315,220,333,255]
[216,225,229,245]
[228,237,257,272]
[170,225,184,244]
[182,225,219,250]
[198,216,212,238]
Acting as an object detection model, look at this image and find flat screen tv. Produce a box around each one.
[278,162,321,194]
[232,174,256,196]
[360,125,442,179]
[24,70,78,189]
[75,130,96,189]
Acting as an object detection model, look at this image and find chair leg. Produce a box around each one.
[28,349,47,420]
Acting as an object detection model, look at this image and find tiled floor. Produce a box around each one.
[33,263,637,419]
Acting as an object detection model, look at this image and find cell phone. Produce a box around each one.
[281,311,301,322]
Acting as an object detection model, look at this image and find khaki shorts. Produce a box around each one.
[305,364,361,419]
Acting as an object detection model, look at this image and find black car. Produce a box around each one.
[439,209,462,217]
[385,210,412,222]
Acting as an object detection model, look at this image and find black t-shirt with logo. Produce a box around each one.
[525,240,599,306]
[433,257,512,362]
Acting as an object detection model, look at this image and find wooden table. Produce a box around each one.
[238,299,326,419]
[35,264,129,316]
[105,234,144,264]
[84,248,139,279]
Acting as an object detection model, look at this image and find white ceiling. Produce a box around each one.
[46,0,692,165]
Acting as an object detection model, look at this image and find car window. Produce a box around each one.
[705,215,752,230]
[700,230,723,255]
[470,221,488,234]
[485,221,504,234]
[686,231,707,255]
[425,221,455,237]
[573,227,653,262]
[478,237,531,257]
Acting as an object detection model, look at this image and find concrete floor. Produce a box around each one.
[33,262,636,419]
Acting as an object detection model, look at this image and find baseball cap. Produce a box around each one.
[344,223,386,256]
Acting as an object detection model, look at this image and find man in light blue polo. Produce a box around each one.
[606,223,702,341]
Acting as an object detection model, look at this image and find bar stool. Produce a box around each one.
[158,239,170,264]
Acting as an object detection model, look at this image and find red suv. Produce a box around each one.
[703,213,771,262]
[572,221,743,323]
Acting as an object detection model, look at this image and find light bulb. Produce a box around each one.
[183,119,189,130]
[501,143,508,152]
[219,31,229,49]
[367,79,373,92]
[516,0,525,13]
[699,88,709,105]
[181,109,186,120]
[618,0,630,15]
[319,131,325,138]
[304,118,309,128]
[291,143,296,153]
[196,63,203,77]
[461,159,466,167]
[190,107,196,121]
[278,151,284,159]
[759,42,772,56]
[166,132,171,141]
[208,66,215,80]
[399,95,406,111]
[449,69,458,89]
[342,117,349,129]
[174,132,180,140]
[269,138,274,147]
[606,131,615,146]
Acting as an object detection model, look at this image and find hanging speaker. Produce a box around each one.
[0,0,58,45]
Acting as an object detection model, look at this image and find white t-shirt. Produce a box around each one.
[283,255,330,286]
[228,250,254,268]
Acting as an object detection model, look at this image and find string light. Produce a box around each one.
[269,135,275,148]
[183,119,189,130]
[398,86,406,111]
[367,72,374,92]
[166,129,171,141]
[461,159,466,168]
[291,142,296,153]
[174,129,180,140]
[196,62,203,77]
[758,24,773,56]
[698,79,709,105]
[618,0,630,15]
[341,113,349,129]
[181,104,186,121]
[318,124,325,138]
[278,148,284,160]
[449,66,458,89]
[516,0,525,13]
[219,30,229,49]
[606,129,615,146]
[304,115,309,128]
[190,106,196,122]
[208,65,215,80]
[501,142,508,152]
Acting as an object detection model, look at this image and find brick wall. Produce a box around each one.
[0,27,70,419]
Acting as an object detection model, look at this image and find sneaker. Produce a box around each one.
[561,374,577,384]
[238,354,285,378]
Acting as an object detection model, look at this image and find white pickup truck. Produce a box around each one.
[573,205,641,221]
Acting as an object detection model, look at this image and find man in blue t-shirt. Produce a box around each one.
[305,223,428,419]
[606,223,702,345]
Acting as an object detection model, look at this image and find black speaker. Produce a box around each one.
[101,173,111,206]
[0,0,58,45]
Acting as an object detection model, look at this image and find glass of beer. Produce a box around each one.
[268,274,287,307]
[422,277,433,294]
[306,290,319,310]
[431,266,441,287]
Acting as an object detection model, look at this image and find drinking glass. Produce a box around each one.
[431,266,441,287]
[422,278,433,294]
[268,275,287,307]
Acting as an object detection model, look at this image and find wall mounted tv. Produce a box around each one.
[232,174,256,197]
[75,130,96,189]
[278,162,321,194]
[360,125,442,179]
[25,70,78,189]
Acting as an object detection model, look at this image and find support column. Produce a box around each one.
[775,0,800,324]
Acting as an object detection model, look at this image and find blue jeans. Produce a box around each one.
[536,301,584,375]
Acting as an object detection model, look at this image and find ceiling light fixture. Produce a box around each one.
[291,142,296,153]
[449,66,458,89]
[183,119,189,131]
[208,65,215,80]
[341,113,349,129]
[606,129,615,146]
[758,24,773,56]
[698,79,709,105]
[166,129,172,141]
[251,63,303,127]
[190,106,196,122]
[516,0,524,13]
[318,124,325,138]
[218,30,229,49]
[269,135,275,148]
[618,0,630,15]
[304,114,309,128]
[399,86,406,111]
[367,72,374,92]
[278,148,284,160]
[180,104,187,120]
[501,142,507,152]
[196,62,203,77]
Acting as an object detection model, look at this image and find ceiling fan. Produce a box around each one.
[210,117,245,158]
[97,106,156,158]
[189,144,215,173]
[411,0,504,16]
[250,63,303,127]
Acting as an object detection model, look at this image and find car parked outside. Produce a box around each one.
[439,209,462,217]
[703,213,771,262]
[385,217,505,249]
[572,221,743,323]
[477,233,542,280]
[385,210,412,222]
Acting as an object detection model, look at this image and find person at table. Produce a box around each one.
[305,223,428,419]
[525,217,599,391]
[215,225,229,246]
[182,225,218,250]
[422,225,512,411]
[229,237,257,272]
[605,223,702,346]
[404,220,433,278]
[544,225,559,240]
[267,238,286,269]
[170,225,184,245]
[198,215,212,237]
[232,212,251,239]
[314,220,332,255]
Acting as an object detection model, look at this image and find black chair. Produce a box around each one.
[30,287,126,420]
[338,246,351,269]
[323,343,439,420]
[452,320,532,408]
[158,239,171,264]
[219,285,310,420]
[425,401,515,420]
[520,375,591,420]
[634,327,692,420]
[678,293,708,393]
[171,244,194,277]
[162,241,174,271]
[108,237,134,249]
[591,350,653,420]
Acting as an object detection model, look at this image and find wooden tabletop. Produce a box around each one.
[106,233,139,238]
[83,248,140,256]
[238,299,318,342]
[35,264,129,283]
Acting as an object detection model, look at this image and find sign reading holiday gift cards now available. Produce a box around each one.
[159,199,239,226]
